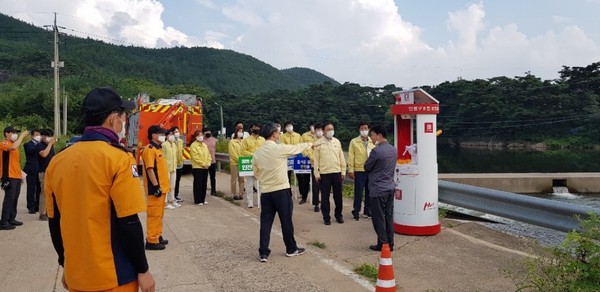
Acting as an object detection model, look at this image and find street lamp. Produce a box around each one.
[214,102,224,139]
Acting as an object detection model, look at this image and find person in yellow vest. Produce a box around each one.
[313,121,347,225]
[348,122,376,221]
[302,122,322,212]
[229,127,245,200]
[162,129,180,210]
[0,126,29,230]
[143,125,171,251]
[281,121,311,204]
[171,127,185,203]
[45,87,155,291]
[189,130,212,205]
[241,123,265,208]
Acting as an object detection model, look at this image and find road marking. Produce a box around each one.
[445,228,538,258]
[219,198,375,291]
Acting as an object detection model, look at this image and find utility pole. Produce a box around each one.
[46,13,64,137]
[63,88,67,135]
[214,102,224,139]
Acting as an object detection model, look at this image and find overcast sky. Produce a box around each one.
[2,0,599,87]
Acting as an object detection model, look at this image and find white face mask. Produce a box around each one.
[196,136,204,142]
[174,132,180,138]
[276,127,281,133]
[326,130,334,138]
[310,126,314,132]
[45,137,52,143]
[360,130,369,137]
[158,135,166,143]
[316,130,323,138]
[168,135,175,142]
[33,135,41,142]
[237,131,244,138]
[10,133,17,141]
[119,122,126,138]
[285,126,293,133]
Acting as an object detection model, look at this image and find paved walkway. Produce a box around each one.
[0,172,542,291]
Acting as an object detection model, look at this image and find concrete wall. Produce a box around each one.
[439,173,600,194]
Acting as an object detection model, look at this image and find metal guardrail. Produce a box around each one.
[217,152,599,232]
[439,180,600,232]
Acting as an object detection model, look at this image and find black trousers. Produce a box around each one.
[371,191,395,248]
[296,173,310,200]
[192,168,208,204]
[174,167,183,198]
[259,188,298,255]
[208,163,217,194]
[26,171,40,212]
[1,178,22,224]
[320,172,343,221]
[311,169,320,206]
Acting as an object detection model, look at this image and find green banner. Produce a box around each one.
[238,156,254,177]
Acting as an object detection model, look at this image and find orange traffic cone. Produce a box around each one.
[375,243,396,291]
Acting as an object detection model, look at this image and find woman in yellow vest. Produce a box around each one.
[189,130,211,205]
[229,126,245,200]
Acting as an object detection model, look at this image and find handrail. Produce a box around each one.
[439,180,600,232]
[216,152,600,232]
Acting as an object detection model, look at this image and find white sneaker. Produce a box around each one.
[197,203,204,206]
[174,202,182,208]
[247,203,253,208]
[165,204,176,210]
[203,201,208,204]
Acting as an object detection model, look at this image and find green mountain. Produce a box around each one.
[0,13,338,95]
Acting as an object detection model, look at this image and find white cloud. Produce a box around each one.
[1,0,599,87]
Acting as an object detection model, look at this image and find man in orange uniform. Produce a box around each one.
[45,87,155,291]
[0,126,29,230]
[143,125,170,250]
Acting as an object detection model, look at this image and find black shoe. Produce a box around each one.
[369,245,382,251]
[258,254,268,262]
[159,236,169,245]
[352,210,359,221]
[28,209,36,214]
[9,220,23,226]
[324,220,331,225]
[336,217,344,224]
[299,199,307,205]
[175,197,184,203]
[145,242,166,250]
[211,192,217,196]
[314,205,320,212]
[286,247,306,257]
[0,224,15,230]
[363,213,372,218]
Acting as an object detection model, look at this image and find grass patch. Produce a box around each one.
[438,207,448,219]
[342,182,354,199]
[353,263,378,283]
[215,191,240,206]
[307,240,327,249]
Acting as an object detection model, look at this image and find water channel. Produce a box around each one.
[437,145,600,245]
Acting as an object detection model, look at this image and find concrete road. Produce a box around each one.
[0,172,540,291]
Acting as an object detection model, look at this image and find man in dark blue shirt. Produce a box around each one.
[23,129,42,214]
[364,125,397,251]
[37,128,56,220]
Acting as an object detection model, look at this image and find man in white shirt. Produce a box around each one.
[253,123,315,262]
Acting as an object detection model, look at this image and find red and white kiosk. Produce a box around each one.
[390,88,441,235]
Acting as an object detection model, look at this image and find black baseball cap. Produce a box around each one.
[148,125,167,137]
[82,87,136,116]
[3,126,21,133]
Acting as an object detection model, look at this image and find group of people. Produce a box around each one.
[0,126,56,231]
[229,119,398,261]
[21,86,398,291]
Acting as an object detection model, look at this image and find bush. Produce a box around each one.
[505,213,600,291]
